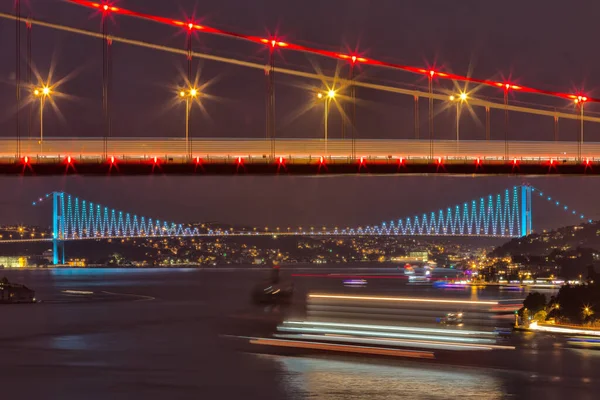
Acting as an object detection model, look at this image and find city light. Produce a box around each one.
[529,321,600,336]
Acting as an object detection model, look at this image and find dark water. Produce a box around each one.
[1,267,599,399]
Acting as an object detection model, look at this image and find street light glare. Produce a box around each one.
[190,88,198,97]
[34,89,40,96]
[43,87,51,96]
[459,92,467,101]
[317,93,323,99]
[179,91,186,97]
[327,89,336,99]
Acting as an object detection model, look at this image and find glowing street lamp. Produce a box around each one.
[449,92,468,142]
[34,86,52,153]
[179,87,199,158]
[317,89,336,154]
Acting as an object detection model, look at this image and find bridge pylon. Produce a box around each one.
[520,185,532,237]
[52,192,65,265]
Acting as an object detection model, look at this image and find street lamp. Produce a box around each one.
[34,86,51,153]
[317,89,336,155]
[179,88,199,158]
[449,92,467,142]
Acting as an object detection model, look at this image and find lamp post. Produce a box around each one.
[317,89,336,155]
[179,88,198,158]
[449,92,468,142]
[33,86,51,153]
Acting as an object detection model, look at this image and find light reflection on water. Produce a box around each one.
[268,355,504,400]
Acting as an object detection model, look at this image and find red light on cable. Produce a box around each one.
[476,157,481,165]
[319,156,325,165]
[23,156,29,164]
[512,158,518,165]
[67,156,72,164]
[110,156,115,164]
[398,157,404,165]
[359,156,366,165]
[586,158,591,166]
[237,156,243,165]
[436,156,442,164]
[549,158,554,165]
[153,157,158,164]
[278,156,284,165]
[429,70,435,77]
[195,156,201,164]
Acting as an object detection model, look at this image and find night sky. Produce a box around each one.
[0,1,599,231]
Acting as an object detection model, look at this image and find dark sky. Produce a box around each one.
[0,1,599,232]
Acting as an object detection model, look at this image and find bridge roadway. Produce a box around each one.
[0,231,515,244]
[2,138,599,175]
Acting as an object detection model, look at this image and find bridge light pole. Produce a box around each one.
[33,86,51,154]
[179,88,199,159]
[317,89,336,155]
[449,92,467,142]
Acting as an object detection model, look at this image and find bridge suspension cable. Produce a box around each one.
[64,0,596,104]
[1,185,594,263]
[0,11,597,125]
[41,186,533,242]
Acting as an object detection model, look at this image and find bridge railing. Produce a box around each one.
[0,138,597,160]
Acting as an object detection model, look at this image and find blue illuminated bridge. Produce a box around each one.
[0,185,593,264]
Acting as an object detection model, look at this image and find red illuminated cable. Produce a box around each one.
[67,0,596,103]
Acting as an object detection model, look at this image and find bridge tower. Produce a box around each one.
[52,192,65,265]
[520,185,532,237]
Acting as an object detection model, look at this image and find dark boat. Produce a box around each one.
[0,277,36,304]
[251,266,294,305]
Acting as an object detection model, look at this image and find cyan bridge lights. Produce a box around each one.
[372,186,527,238]
[18,185,589,264]
[53,192,202,240]
[531,187,593,224]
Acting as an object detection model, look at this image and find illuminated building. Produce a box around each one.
[0,256,29,268]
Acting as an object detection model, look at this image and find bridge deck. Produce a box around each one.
[1,138,598,175]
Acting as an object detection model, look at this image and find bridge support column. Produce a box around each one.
[52,192,65,265]
[520,185,532,237]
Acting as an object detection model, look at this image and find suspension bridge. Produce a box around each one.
[2,1,600,175]
[0,185,593,264]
